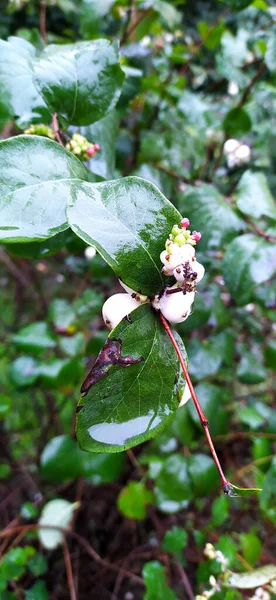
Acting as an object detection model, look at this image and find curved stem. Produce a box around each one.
[159,312,230,492]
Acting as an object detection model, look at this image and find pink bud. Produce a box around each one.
[94,143,100,152]
[192,231,201,242]
[180,217,190,228]
[87,147,95,157]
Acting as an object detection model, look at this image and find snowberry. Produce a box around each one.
[155,287,195,324]
[102,293,140,331]
[178,383,191,407]
[119,279,148,303]
[190,260,205,282]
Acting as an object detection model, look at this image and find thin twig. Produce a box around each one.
[39,1,47,44]
[63,538,77,600]
[0,249,30,287]
[237,62,266,108]
[244,216,276,243]
[120,6,151,45]
[174,561,195,600]
[52,113,64,146]
[159,312,229,491]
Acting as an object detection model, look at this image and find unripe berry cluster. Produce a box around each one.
[66,133,100,161]
[24,124,55,139]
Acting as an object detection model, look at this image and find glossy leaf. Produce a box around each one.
[188,454,219,496]
[237,353,267,384]
[48,299,76,330]
[68,176,181,296]
[0,37,50,127]
[0,136,88,243]
[155,454,192,513]
[222,234,276,305]
[76,303,184,453]
[80,110,118,180]
[228,565,276,588]
[179,184,245,250]
[142,561,177,600]
[33,40,125,125]
[225,483,262,497]
[223,107,251,137]
[265,33,276,72]
[117,482,154,520]
[80,0,116,37]
[236,170,276,220]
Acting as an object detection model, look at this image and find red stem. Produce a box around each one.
[159,312,230,492]
[52,113,64,146]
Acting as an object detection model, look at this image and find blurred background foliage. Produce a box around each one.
[0,0,276,598]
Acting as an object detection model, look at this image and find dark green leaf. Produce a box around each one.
[264,340,276,368]
[236,170,276,220]
[265,34,276,72]
[222,234,276,305]
[223,107,251,137]
[142,561,177,600]
[237,353,267,384]
[0,396,11,419]
[186,341,223,383]
[33,40,125,125]
[48,299,76,330]
[239,533,262,566]
[76,304,184,452]
[223,0,254,11]
[0,464,11,479]
[260,457,276,525]
[25,580,48,600]
[68,176,181,296]
[155,454,192,513]
[117,482,154,520]
[38,358,82,387]
[188,454,219,496]
[210,495,229,527]
[0,136,88,243]
[80,0,116,38]
[0,37,50,127]
[239,406,265,428]
[81,451,125,484]
[12,322,56,350]
[28,554,48,576]
[179,184,245,251]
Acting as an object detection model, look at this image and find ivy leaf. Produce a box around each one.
[179,184,245,251]
[236,170,276,220]
[76,303,185,453]
[0,37,50,127]
[33,40,125,125]
[0,136,88,243]
[222,234,276,305]
[68,176,181,296]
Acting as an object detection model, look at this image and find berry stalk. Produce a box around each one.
[159,312,230,493]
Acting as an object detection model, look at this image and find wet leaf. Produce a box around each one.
[236,170,276,220]
[228,565,276,588]
[117,482,154,520]
[38,499,79,550]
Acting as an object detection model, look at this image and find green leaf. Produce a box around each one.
[210,495,229,527]
[237,354,267,384]
[142,561,177,600]
[67,176,181,296]
[80,0,116,38]
[28,554,48,576]
[48,299,76,330]
[12,322,56,350]
[155,454,192,513]
[188,454,219,496]
[76,304,184,452]
[0,464,11,479]
[260,457,276,525]
[153,0,181,30]
[38,499,79,550]
[25,580,48,600]
[225,483,262,497]
[222,234,276,305]
[228,565,276,588]
[58,332,85,357]
[223,0,253,10]
[0,37,50,127]
[223,107,251,137]
[117,482,154,520]
[239,533,262,566]
[236,171,276,220]
[81,451,125,484]
[0,396,11,419]
[33,40,125,125]
[264,339,276,368]
[239,406,265,428]
[162,526,188,553]
[0,136,88,243]
[38,358,82,387]
[10,357,39,387]
[80,110,118,180]
[179,184,244,251]
[265,34,276,72]
[186,341,223,383]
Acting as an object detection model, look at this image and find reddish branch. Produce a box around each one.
[39,1,47,44]
[159,313,230,492]
[52,113,64,146]
[63,538,77,600]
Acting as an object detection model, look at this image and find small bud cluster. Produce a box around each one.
[203,543,228,571]
[66,133,100,161]
[24,124,55,140]
[153,218,204,324]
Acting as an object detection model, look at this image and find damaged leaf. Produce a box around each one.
[76,303,186,453]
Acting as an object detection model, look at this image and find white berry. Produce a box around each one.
[102,294,141,331]
[158,288,195,323]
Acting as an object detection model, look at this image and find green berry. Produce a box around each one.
[174,233,185,246]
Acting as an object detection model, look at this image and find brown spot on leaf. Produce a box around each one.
[80,338,143,396]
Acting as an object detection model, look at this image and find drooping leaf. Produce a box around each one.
[67,176,181,296]
[117,482,154,520]
[0,37,50,127]
[179,184,245,251]
[236,170,276,220]
[76,303,185,453]
[33,40,125,125]
[228,565,276,588]
[0,136,88,243]
[222,234,276,305]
